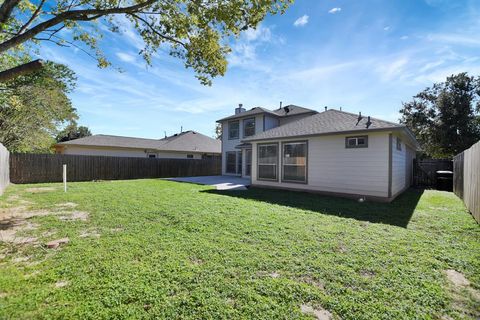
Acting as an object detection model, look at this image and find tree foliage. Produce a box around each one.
[0,58,78,152]
[0,0,292,84]
[400,73,480,158]
[56,121,92,143]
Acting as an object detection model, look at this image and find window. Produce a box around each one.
[228,120,239,139]
[187,154,194,159]
[243,118,255,137]
[226,152,237,173]
[345,136,368,148]
[282,142,307,183]
[258,144,278,180]
[147,154,156,158]
[245,149,252,176]
[396,137,402,151]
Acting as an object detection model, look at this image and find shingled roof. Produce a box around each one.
[56,131,221,153]
[242,109,405,142]
[217,105,317,122]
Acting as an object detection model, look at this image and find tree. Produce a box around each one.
[214,123,222,140]
[0,58,78,152]
[400,73,480,158]
[0,0,292,84]
[56,121,92,143]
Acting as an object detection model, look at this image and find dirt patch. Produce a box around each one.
[190,257,203,265]
[55,280,69,288]
[55,202,78,209]
[300,304,333,320]
[25,187,56,193]
[79,229,100,238]
[445,269,470,287]
[256,271,280,278]
[359,270,376,279]
[298,276,325,291]
[0,219,38,245]
[444,269,480,318]
[59,211,89,221]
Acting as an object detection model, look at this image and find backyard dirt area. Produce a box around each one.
[0,179,478,319]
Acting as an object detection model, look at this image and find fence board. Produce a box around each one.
[0,143,9,195]
[461,141,480,223]
[10,154,221,184]
[453,152,464,199]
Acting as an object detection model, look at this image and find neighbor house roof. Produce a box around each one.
[56,131,221,153]
[242,109,412,142]
[216,105,317,122]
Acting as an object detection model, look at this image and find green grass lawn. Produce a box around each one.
[0,179,479,319]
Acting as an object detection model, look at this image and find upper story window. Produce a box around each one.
[396,137,402,151]
[345,136,368,148]
[243,118,256,137]
[228,120,239,139]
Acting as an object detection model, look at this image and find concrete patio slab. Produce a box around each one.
[165,175,250,190]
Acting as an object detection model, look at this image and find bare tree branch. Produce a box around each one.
[129,13,186,47]
[0,0,157,54]
[0,59,44,82]
[17,0,46,35]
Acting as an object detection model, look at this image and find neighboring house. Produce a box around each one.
[54,130,221,159]
[217,105,419,202]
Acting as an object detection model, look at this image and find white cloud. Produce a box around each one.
[400,35,409,40]
[384,26,390,31]
[328,8,342,14]
[116,52,137,63]
[293,15,309,27]
[427,33,480,47]
[244,25,272,42]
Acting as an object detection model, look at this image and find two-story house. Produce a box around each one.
[217,105,419,202]
[217,104,317,177]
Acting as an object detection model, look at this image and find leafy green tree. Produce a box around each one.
[56,122,92,143]
[400,73,480,158]
[0,58,78,152]
[0,0,292,84]
[214,123,222,140]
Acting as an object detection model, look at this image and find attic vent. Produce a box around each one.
[366,116,372,129]
[356,112,363,125]
[283,106,290,114]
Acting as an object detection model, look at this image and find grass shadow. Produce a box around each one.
[202,187,424,228]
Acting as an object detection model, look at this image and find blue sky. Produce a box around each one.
[39,0,480,139]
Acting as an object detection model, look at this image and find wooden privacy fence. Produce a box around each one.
[10,153,221,184]
[413,159,452,188]
[453,141,480,223]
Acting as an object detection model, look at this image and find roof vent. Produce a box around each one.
[324,106,327,111]
[356,112,363,125]
[235,103,246,114]
[366,116,372,129]
[283,106,290,114]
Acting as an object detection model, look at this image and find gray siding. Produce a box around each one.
[251,132,390,198]
[61,145,203,159]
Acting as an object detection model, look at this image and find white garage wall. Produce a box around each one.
[251,132,390,198]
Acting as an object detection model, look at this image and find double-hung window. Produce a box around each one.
[243,118,255,137]
[282,142,307,183]
[228,121,239,139]
[257,144,278,180]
